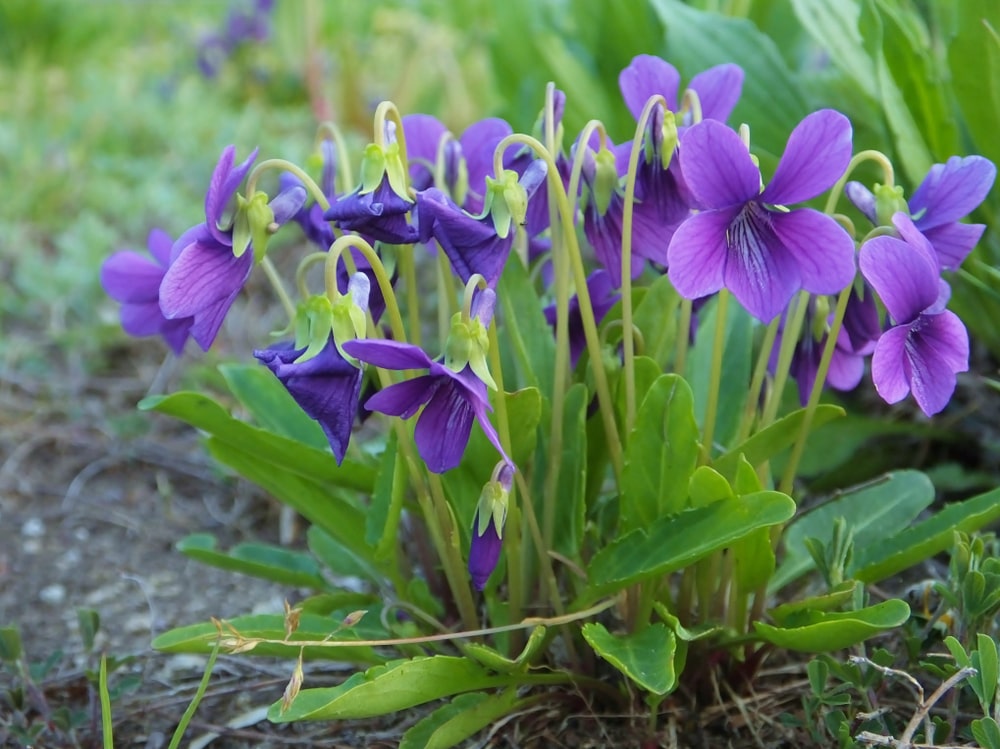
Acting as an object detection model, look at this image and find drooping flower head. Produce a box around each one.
[469,461,514,590]
[859,214,969,416]
[159,146,306,350]
[342,289,509,473]
[846,155,996,270]
[101,228,193,355]
[667,111,856,322]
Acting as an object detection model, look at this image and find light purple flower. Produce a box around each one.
[859,215,969,416]
[253,337,362,465]
[619,55,744,125]
[667,111,856,322]
[101,228,193,355]
[160,146,305,350]
[341,338,508,474]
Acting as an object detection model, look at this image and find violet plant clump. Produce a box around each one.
[104,50,1000,746]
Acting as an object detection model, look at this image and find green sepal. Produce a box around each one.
[444,313,496,390]
[232,193,253,259]
[660,110,678,169]
[592,147,619,217]
[293,295,335,363]
[360,143,387,195]
[475,479,508,538]
[248,192,275,264]
[383,141,411,202]
[483,170,525,239]
[874,183,908,226]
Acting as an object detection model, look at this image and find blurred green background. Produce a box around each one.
[1,0,997,368]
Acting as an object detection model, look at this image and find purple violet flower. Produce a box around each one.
[342,337,508,473]
[253,337,363,465]
[667,111,856,323]
[469,461,514,590]
[160,146,305,350]
[859,214,969,416]
[619,55,744,126]
[325,173,419,245]
[101,228,193,355]
[544,270,621,368]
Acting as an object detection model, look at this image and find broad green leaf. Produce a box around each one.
[754,599,910,652]
[306,526,381,582]
[0,626,22,662]
[462,626,547,673]
[582,622,677,695]
[632,274,680,369]
[972,717,1000,749]
[269,656,511,721]
[973,633,999,713]
[585,492,794,598]
[688,465,734,508]
[772,470,935,591]
[650,0,811,166]
[732,528,774,595]
[152,613,386,664]
[218,363,329,450]
[365,432,404,559]
[177,533,329,590]
[948,0,1000,168]
[552,383,587,555]
[713,404,845,480]
[139,392,375,493]
[790,0,876,99]
[76,609,100,653]
[769,583,858,626]
[400,691,519,749]
[621,374,699,529]
[497,257,555,398]
[615,355,665,435]
[686,295,752,451]
[205,438,378,575]
[853,486,1000,583]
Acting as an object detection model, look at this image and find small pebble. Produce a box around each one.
[21,518,45,538]
[39,584,66,605]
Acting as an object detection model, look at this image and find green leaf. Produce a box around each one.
[754,599,910,652]
[790,0,876,99]
[400,691,520,749]
[853,486,1000,583]
[0,626,23,662]
[176,533,329,589]
[497,257,556,399]
[306,526,380,582]
[621,374,699,529]
[973,632,999,713]
[650,0,811,167]
[552,383,587,556]
[76,609,100,653]
[713,404,845,480]
[972,717,1000,749]
[365,432,404,558]
[948,0,1000,168]
[463,626,547,673]
[769,583,859,626]
[631,274,680,369]
[581,622,677,695]
[585,492,794,598]
[139,392,375,493]
[269,656,511,721]
[218,363,329,450]
[152,613,386,664]
[688,465,734,508]
[772,470,935,591]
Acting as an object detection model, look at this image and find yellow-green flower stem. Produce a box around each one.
[486,322,523,637]
[675,297,693,374]
[734,317,780,445]
[436,249,458,346]
[779,283,853,495]
[324,236,407,345]
[246,158,331,212]
[621,96,669,436]
[314,121,355,195]
[494,134,625,486]
[679,88,704,126]
[373,100,410,169]
[600,320,645,355]
[260,256,297,325]
[700,288,730,464]
[399,244,422,348]
[823,149,896,215]
[759,291,810,430]
[295,251,327,301]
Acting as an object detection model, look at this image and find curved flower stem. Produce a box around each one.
[315,121,355,194]
[246,158,331,212]
[324,235,407,344]
[495,133,625,485]
[779,283,853,495]
[259,256,297,325]
[373,100,409,167]
[700,289,730,463]
[759,291,809,430]
[486,322,523,631]
[295,251,327,300]
[823,149,895,215]
[399,245,422,348]
[621,95,668,436]
[425,470,479,630]
[734,317,779,445]
[435,250,458,346]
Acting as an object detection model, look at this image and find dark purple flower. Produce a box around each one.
[619,55,744,125]
[101,228,193,355]
[859,214,969,416]
[160,146,305,350]
[341,338,508,474]
[846,156,996,270]
[841,282,882,356]
[468,461,513,590]
[254,337,363,464]
[667,111,856,322]
[544,270,621,368]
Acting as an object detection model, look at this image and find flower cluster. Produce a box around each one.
[103,52,995,593]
